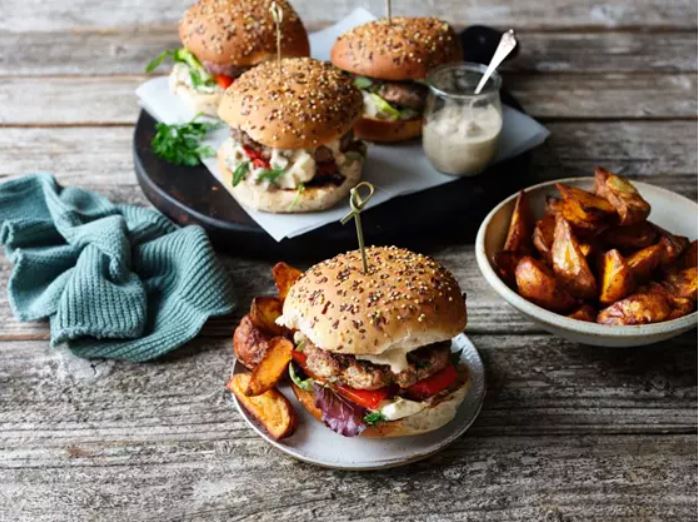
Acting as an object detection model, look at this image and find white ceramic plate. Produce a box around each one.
[476,177,698,347]
[230,334,486,470]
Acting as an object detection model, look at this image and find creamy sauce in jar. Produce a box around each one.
[423,102,502,176]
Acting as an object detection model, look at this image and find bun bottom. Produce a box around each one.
[290,377,469,438]
[217,148,364,213]
[354,116,423,143]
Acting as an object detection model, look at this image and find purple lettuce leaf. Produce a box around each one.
[313,383,367,437]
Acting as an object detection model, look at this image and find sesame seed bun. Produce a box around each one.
[179,0,309,68]
[353,115,423,142]
[277,246,467,355]
[330,17,462,81]
[218,58,364,149]
[217,146,363,213]
[290,373,469,438]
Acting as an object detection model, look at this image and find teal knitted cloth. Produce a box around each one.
[0,174,235,361]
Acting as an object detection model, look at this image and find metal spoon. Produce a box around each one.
[474,29,517,95]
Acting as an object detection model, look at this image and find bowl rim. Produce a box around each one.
[475,176,698,338]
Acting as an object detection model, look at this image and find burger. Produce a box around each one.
[276,246,469,437]
[147,0,310,116]
[330,17,462,143]
[217,57,367,213]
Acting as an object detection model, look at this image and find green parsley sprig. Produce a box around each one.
[151,117,220,167]
[363,411,386,425]
[256,167,285,185]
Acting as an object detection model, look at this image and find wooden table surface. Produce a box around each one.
[1,1,697,520]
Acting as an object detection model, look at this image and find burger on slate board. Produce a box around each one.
[278,246,470,437]
[331,17,462,143]
[217,57,367,213]
[149,0,310,117]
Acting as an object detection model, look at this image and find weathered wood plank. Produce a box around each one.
[0,335,695,520]
[1,30,696,77]
[2,73,696,125]
[1,121,694,195]
[1,0,695,32]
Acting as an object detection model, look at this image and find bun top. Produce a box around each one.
[331,17,462,81]
[179,0,309,67]
[218,57,363,149]
[278,246,467,355]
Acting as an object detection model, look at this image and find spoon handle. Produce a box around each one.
[474,29,517,95]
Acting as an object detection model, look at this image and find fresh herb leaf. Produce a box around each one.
[289,363,314,391]
[370,93,401,121]
[363,410,386,426]
[256,167,285,185]
[232,161,249,186]
[151,118,219,166]
[353,76,373,90]
[146,49,176,73]
[287,183,306,211]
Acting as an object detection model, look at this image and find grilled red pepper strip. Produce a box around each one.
[336,385,389,410]
[242,145,270,169]
[406,363,458,399]
[215,74,234,89]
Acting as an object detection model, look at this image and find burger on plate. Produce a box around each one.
[217,57,367,213]
[147,0,310,116]
[276,246,469,437]
[330,17,462,143]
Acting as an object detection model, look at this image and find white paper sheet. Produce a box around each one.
[136,7,550,241]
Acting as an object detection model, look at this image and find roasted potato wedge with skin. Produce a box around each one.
[556,183,615,236]
[228,373,296,440]
[551,217,597,299]
[233,315,272,370]
[662,266,698,301]
[494,250,522,286]
[503,190,533,254]
[656,229,690,268]
[599,249,635,305]
[599,222,658,251]
[515,256,577,313]
[597,290,672,325]
[533,214,556,261]
[249,296,286,336]
[568,304,597,322]
[627,243,663,281]
[272,262,303,301]
[677,240,697,269]
[245,337,293,397]
[594,167,650,225]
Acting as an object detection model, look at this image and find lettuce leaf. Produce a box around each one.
[369,93,401,121]
[313,383,367,437]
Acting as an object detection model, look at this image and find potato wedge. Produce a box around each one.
[556,183,615,235]
[515,256,577,313]
[627,243,663,281]
[662,266,698,301]
[599,249,635,305]
[568,304,596,322]
[249,296,286,336]
[599,222,658,250]
[503,190,533,254]
[678,240,698,270]
[551,217,597,299]
[494,250,522,286]
[656,229,690,268]
[272,262,303,300]
[597,290,672,325]
[245,337,293,397]
[233,315,272,370]
[594,167,650,225]
[533,214,556,261]
[228,373,296,440]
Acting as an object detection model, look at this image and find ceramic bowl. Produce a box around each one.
[475,177,697,347]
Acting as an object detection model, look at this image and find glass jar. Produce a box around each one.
[422,62,503,176]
